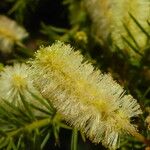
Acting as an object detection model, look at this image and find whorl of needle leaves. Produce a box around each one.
[29,41,142,149]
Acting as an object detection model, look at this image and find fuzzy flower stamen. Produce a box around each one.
[0,64,35,106]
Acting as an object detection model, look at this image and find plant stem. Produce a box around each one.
[7,118,52,137]
[71,128,78,150]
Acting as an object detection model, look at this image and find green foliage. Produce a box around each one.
[8,0,39,24]
[121,13,150,65]
[0,92,72,150]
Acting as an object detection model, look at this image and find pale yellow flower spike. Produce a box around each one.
[29,41,142,149]
[0,15,28,53]
[85,0,150,59]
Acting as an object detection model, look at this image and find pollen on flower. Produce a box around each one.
[0,15,28,53]
[12,74,27,89]
[29,41,142,149]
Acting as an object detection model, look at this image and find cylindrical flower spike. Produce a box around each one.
[84,0,150,59]
[29,41,142,149]
[0,15,28,53]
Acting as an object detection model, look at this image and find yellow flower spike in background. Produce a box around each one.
[29,41,142,149]
[0,15,28,53]
[0,63,37,106]
[85,0,150,59]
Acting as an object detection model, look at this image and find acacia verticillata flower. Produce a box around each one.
[84,0,150,59]
[0,15,28,53]
[0,64,37,106]
[29,41,142,149]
